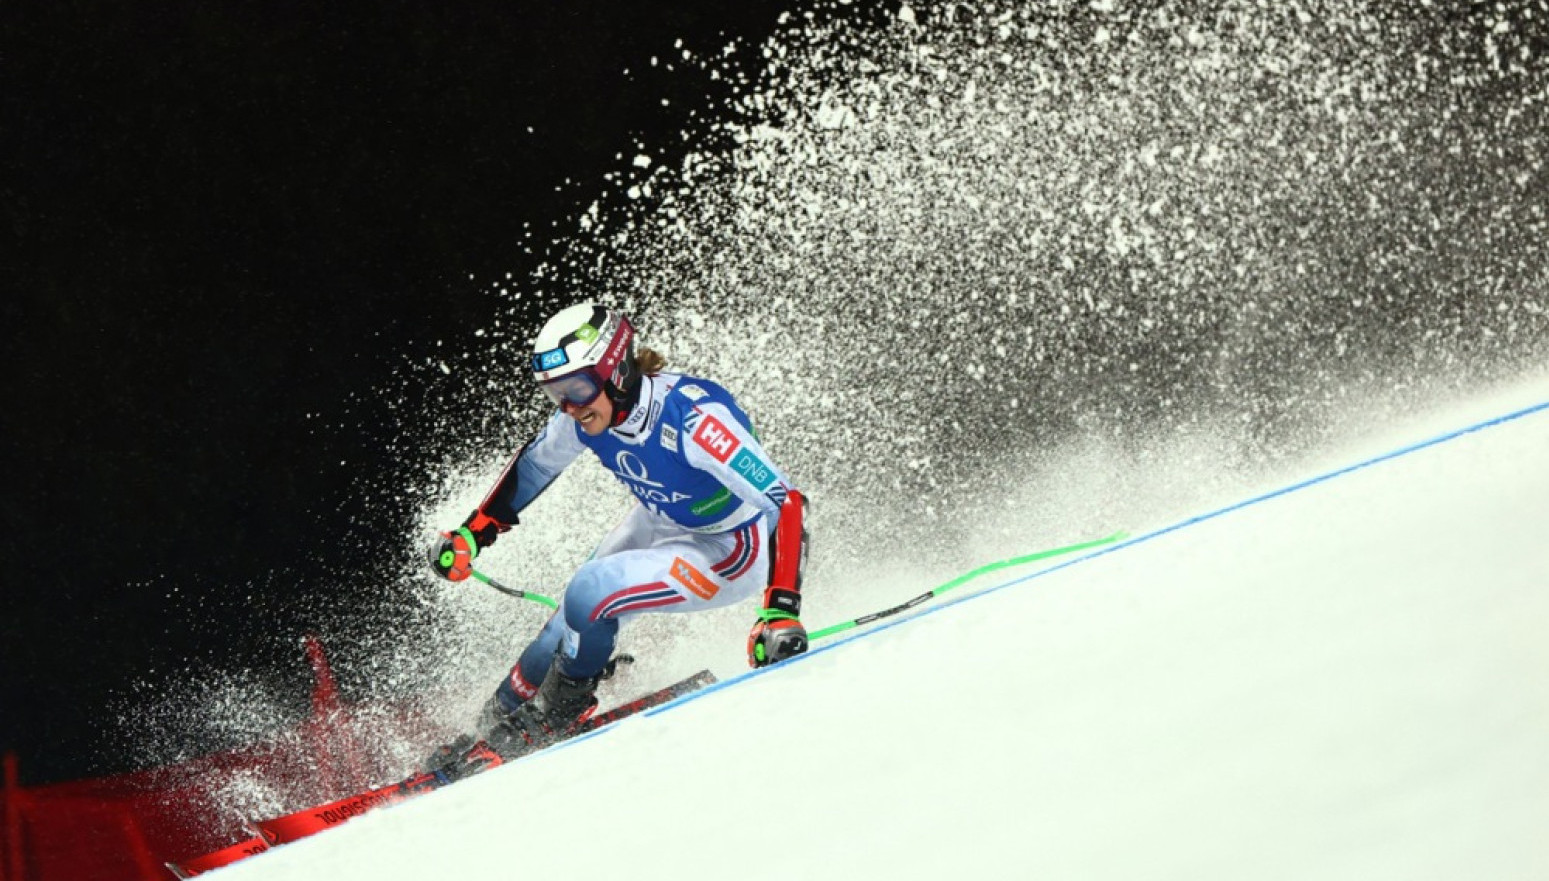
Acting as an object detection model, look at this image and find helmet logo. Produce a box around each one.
[575,324,599,343]
[533,348,569,372]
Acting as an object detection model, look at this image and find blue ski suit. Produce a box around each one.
[483,372,797,709]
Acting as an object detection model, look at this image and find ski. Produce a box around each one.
[164,836,268,879]
[248,669,716,846]
[575,668,717,733]
[165,669,714,876]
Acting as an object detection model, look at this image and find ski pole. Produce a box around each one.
[470,568,559,609]
[808,531,1127,641]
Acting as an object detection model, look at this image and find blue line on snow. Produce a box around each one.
[559,395,1549,737]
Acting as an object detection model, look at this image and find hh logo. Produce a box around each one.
[669,557,719,600]
[693,414,740,463]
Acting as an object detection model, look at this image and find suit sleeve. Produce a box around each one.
[681,402,794,522]
[480,411,586,524]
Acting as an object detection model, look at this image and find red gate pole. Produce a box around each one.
[303,634,373,792]
[303,635,342,795]
[3,752,24,881]
[117,807,161,881]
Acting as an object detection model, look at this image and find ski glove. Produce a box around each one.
[429,510,507,582]
[747,587,808,667]
[748,612,808,667]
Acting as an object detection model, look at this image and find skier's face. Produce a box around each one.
[563,393,613,435]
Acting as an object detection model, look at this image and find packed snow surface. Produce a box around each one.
[220,380,1549,880]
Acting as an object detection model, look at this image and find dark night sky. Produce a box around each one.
[2,0,801,783]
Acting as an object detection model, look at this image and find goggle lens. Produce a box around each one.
[540,372,603,407]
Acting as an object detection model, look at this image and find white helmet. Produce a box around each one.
[530,303,640,411]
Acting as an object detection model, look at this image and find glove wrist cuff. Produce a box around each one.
[756,608,799,623]
[762,586,801,618]
[465,509,506,531]
[462,509,508,552]
[455,526,482,561]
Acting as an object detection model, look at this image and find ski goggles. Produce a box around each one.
[538,369,606,407]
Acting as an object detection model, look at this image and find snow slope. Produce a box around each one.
[223,381,1549,881]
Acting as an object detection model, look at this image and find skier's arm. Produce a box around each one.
[430,412,584,581]
[679,402,811,666]
[680,402,794,522]
[478,411,587,526]
[748,487,810,667]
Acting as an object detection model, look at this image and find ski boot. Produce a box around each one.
[483,659,602,760]
[422,654,629,776]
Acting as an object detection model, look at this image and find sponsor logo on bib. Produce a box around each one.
[690,487,734,516]
[732,449,776,490]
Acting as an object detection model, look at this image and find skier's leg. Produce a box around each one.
[494,510,768,704]
[555,516,772,678]
[491,610,570,710]
[491,504,661,707]
[436,516,772,766]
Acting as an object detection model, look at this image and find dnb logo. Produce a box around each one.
[693,414,740,463]
[669,557,719,599]
[731,449,775,490]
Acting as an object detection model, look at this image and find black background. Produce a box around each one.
[2,1,804,784]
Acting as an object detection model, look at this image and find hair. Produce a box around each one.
[636,346,667,375]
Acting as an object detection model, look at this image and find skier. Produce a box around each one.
[428,303,809,761]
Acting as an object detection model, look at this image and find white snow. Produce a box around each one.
[223,379,1549,880]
